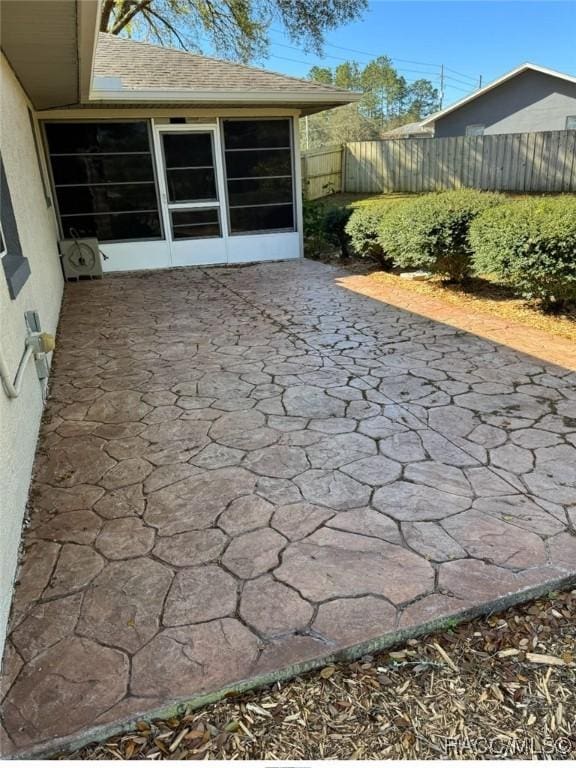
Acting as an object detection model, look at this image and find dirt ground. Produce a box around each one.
[60,588,575,760]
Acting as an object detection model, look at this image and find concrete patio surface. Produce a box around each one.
[1,259,575,757]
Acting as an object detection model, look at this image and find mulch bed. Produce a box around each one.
[309,251,576,343]
[60,588,575,760]
[366,270,576,343]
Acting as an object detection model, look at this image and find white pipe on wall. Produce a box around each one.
[0,344,34,398]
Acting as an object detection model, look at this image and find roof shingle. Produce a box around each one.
[94,34,355,100]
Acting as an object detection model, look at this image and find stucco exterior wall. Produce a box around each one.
[0,54,63,658]
[434,70,576,137]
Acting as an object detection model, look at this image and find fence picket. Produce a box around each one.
[302,130,576,198]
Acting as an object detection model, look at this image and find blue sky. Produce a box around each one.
[260,1,576,107]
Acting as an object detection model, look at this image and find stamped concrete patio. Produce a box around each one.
[1,259,576,757]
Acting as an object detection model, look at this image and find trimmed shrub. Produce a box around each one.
[303,200,353,259]
[470,196,576,310]
[378,189,504,281]
[303,199,329,259]
[346,202,404,267]
[323,205,353,258]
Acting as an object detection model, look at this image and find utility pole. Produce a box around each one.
[478,74,483,89]
[439,64,445,109]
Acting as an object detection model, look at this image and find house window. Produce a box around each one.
[44,121,162,242]
[222,119,295,234]
[1,155,31,300]
[566,116,576,130]
[465,124,485,136]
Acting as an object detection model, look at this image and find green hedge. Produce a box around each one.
[345,202,405,267]
[470,196,576,309]
[303,200,352,259]
[378,189,504,281]
[323,205,353,258]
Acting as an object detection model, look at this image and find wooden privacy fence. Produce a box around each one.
[301,131,576,197]
[301,144,344,199]
[345,131,576,194]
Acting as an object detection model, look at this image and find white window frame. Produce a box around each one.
[151,122,229,267]
[42,118,165,244]
[220,117,296,238]
[153,122,228,241]
[465,124,485,137]
[566,116,576,130]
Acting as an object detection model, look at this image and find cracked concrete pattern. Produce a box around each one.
[1,259,575,756]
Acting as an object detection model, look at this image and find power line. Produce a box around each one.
[266,48,476,94]
[443,73,479,87]
[193,25,477,97]
[266,36,443,79]
[265,53,450,91]
[264,50,475,98]
[269,27,439,69]
[447,83,475,94]
[268,26,480,84]
[443,65,479,84]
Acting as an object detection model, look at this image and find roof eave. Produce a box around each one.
[88,87,361,107]
[78,0,101,103]
[421,62,576,127]
[1,0,99,109]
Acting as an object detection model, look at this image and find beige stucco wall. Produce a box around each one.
[0,53,63,658]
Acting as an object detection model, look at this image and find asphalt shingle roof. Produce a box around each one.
[94,33,355,100]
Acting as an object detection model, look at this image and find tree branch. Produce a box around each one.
[110,0,153,35]
[143,6,189,48]
[140,8,164,44]
[100,0,116,31]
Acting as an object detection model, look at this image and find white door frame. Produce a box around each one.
[152,122,229,266]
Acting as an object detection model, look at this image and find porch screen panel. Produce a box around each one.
[161,132,217,203]
[222,120,294,234]
[45,122,162,242]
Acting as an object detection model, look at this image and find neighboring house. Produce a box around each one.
[422,63,576,137]
[380,121,433,139]
[0,0,357,657]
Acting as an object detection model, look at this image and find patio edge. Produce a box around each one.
[8,570,576,760]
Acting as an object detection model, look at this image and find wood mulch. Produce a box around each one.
[361,271,576,343]
[338,270,576,370]
[59,588,575,760]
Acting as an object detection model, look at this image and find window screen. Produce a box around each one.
[171,208,221,239]
[223,119,294,234]
[465,124,485,137]
[45,121,162,242]
[566,116,576,130]
[161,132,217,203]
